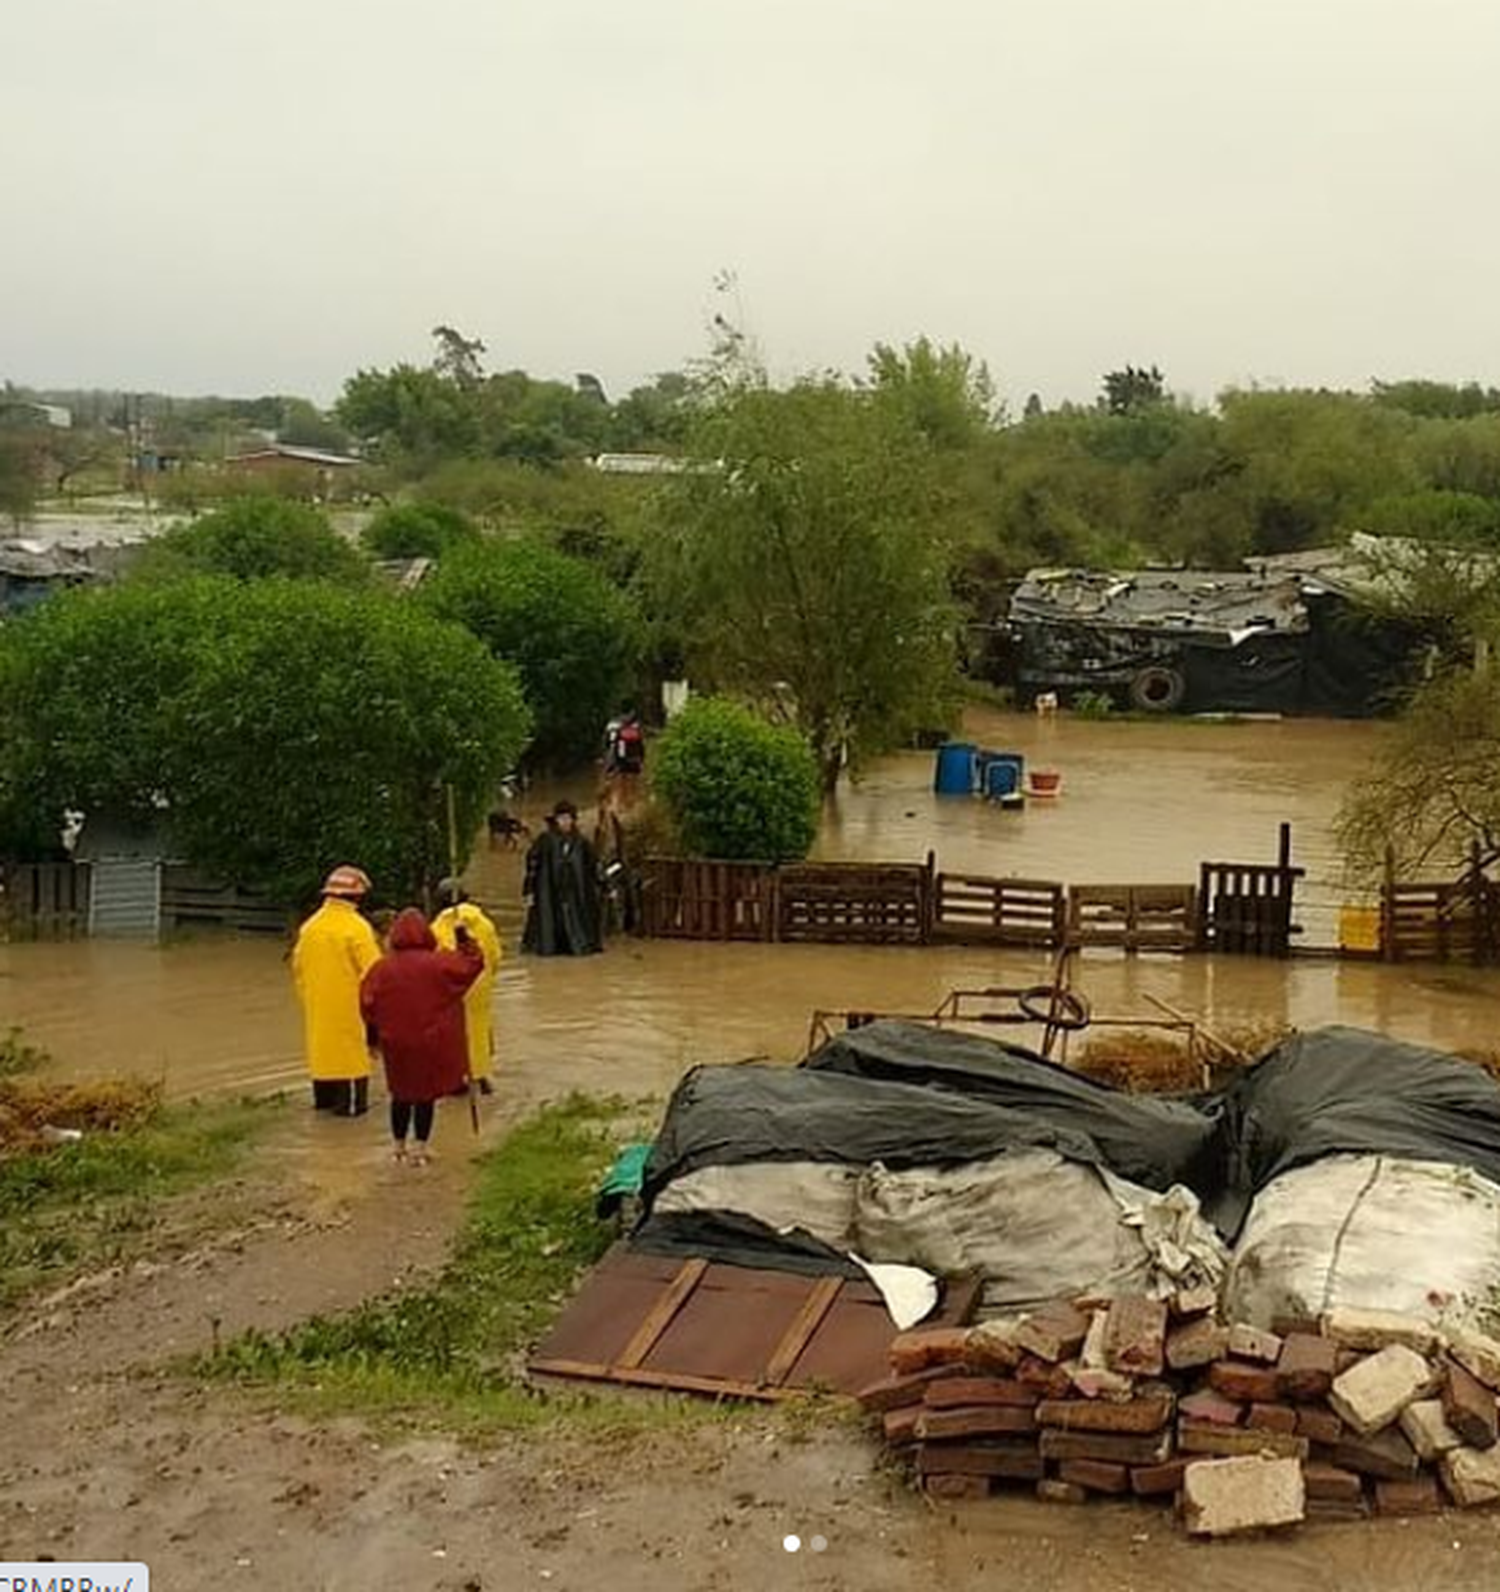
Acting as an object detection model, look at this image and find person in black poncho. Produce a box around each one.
[522,800,604,955]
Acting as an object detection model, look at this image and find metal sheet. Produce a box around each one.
[530,1245,980,1401]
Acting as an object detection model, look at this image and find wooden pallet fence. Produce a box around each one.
[1195,824,1303,958]
[636,857,778,942]
[159,866,290,935]
[778,861,931,945]
[0,860,92,941]
[1382,880,1497,964]
[932,873,1067,948]
[1067,884,1197,952]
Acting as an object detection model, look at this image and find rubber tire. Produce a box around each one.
[1018,986,1092,1031]
[1129,664,1187,714]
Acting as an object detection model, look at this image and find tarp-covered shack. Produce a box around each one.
[1006,559,1419,716]
[0,541,98,618]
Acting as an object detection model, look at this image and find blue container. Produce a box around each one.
[984,756,1024,800]
[934,741,978,795]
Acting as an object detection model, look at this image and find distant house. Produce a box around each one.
[226,444,361,472]
[590,452,691,476]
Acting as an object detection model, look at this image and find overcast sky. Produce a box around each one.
[4,0,1498,409]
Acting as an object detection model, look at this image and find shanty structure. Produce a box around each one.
[0,541,99,617]
[1006,556,1421,716]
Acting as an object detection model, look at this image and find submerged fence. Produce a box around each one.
[635,832,1296,957]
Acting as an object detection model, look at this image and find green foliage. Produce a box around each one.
[132,497,370,584]
[1102,365,1167,415]
[1339,668,1500,877]
[1359,490,1500,546]
[1070,690,1116,720]
[867,337,1000,449]
[1372,380,1500,420]
[0,581,531,900]
[651,379,960,788]
[274,397,351,453]
[199,1096,624,1426]
[360,501,478,560]
[651,698,821,862]
[420,538,641,769]
[0,432,40,525]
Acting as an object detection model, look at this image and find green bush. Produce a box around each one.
[132,496,369,584]
[360,501,478,560]
[651,698,820,862]
[419,537,641,769]
[0,580,531,902]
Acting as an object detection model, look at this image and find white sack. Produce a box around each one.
[651,1161,860,1251]
[1225,1154,1500,1330]
[853,1149,1226,1317]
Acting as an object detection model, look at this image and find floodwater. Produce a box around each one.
[4,710,1499,1137]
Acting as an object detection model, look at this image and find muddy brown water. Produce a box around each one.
[3,710,1498,1137]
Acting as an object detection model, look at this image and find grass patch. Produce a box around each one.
[198,1093,717,1432]
[0,1091,277,1310]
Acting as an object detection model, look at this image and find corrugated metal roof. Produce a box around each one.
[1010,568,1308,644]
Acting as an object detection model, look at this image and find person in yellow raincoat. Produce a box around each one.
[431,877,502,1095]
[292,865,382,1116]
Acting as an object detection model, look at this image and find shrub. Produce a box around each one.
[419,538,642,769]
[0,580,531,902]
[131,496,369,584]
[650,698,820,862]
[361,501,478,561]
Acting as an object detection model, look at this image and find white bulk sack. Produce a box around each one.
[1225,1154,1500,1329]
[853,1148,1226,1317]
[651,1161,860,1251]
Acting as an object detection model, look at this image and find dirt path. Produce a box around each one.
[6,1120,1500,1591]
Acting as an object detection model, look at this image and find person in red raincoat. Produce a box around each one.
[360,907,484,1164]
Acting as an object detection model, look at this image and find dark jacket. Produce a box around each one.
[523,825,603,955]
[360,908,483,1102]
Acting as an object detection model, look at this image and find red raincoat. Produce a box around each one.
[359,908,483,1103]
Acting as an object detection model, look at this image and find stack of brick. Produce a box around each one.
[859,1297,1500,1535]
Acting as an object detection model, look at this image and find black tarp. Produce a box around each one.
[801,1020,1218,1194]
[641,1058,1113,1205]
[1212,1025,1500,1237]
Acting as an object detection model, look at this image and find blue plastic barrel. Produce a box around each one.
[934,741,978,795]
[984,756,1023,800]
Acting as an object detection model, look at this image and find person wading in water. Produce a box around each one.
[522,800,604,955]
[431,878,503,1096]
[291,865,381,1117]
[360,907,484,1165]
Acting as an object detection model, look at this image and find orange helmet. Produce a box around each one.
[322,865,372,900]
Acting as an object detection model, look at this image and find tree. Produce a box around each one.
[867,337,1000,449]
[419,538,642,769]
[651,698,820,862]
[0,433,39,526]
[1102,365,1167,416]
[361,501,478,561]
[131,497,370,584]
[1338,669,1500,877]
[276,398,351,454]
[651,379,959,790]
[337,364,481,464]
[431,325,487,390]
[0,580,531,901]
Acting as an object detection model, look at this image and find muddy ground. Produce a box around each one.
[5,1118,1500,1592]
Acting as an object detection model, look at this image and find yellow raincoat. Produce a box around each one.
[291,898,382,1081]
[432,901,502,1081]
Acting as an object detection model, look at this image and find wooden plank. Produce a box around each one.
[528,1358,824,1403]
[615,1257,709,1370]
[763,1276,843,1387]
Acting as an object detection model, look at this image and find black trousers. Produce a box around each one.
[311,1077,369,1116]
[390,1099,435,1142]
